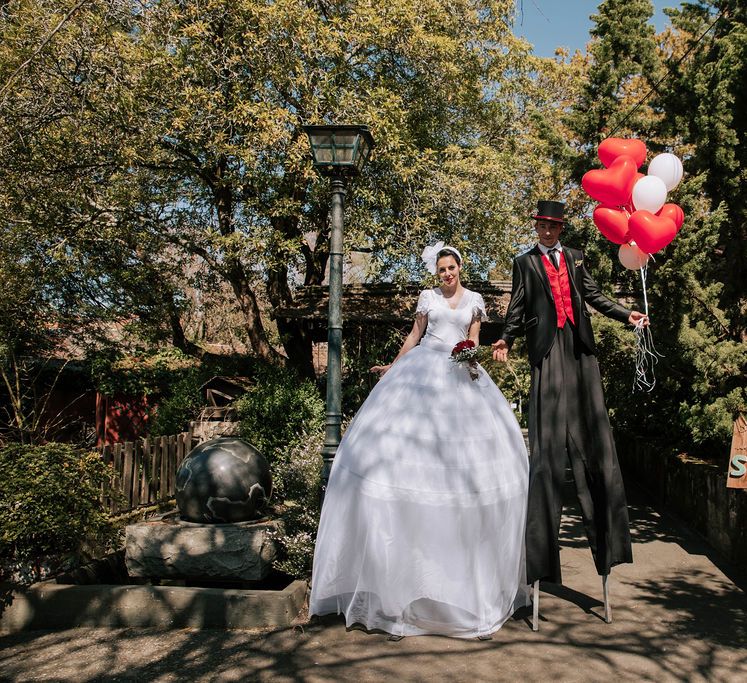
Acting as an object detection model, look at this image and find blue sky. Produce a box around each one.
[514,0,677,58]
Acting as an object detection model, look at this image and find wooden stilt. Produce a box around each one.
[532,580,540,631]
[603,574,612,624]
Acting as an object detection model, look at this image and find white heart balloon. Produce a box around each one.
[648,153,683,191]
[618,242,650,270]
[632,175,668,214]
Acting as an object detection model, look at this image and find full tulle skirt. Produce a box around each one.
[309,340,530,638]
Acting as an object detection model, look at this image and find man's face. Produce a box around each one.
[535,219,563,248]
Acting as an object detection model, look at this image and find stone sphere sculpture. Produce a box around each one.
[175,437,272,523]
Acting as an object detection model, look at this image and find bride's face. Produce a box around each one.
[437,255,461,287]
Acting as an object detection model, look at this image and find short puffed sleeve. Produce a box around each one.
[471,292,488,322]
[415,289,431,317]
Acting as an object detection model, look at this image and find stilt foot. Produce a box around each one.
[602,574,612,624]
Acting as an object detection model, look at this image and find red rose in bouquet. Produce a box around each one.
[450,340,479,380]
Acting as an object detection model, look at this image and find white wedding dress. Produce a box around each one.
[309,288,529,638]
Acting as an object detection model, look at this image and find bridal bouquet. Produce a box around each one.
[450,340,480,380]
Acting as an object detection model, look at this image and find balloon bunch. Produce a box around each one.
[581,138,684,270]
[581,138,684,392]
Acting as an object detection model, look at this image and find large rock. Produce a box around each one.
[176,437,272,524]
[125,517,282,581]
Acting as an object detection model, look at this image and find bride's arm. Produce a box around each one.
[468,318,481,346]
[370,313,428,376]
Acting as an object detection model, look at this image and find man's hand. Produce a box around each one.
[491,339,509,362]
[628,311,649,327]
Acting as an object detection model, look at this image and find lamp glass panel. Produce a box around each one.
[355,138,371,170]
[315,146,334,164]
[306,126,372,171]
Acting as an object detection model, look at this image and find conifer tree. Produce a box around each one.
[644,0,747,449]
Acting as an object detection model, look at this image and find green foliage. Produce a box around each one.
[149,353,263,436]
[479,343,531,428]
[90,347,200,398]
[630,1,747,453]
[342,324,406,416]
[541,0,747,458]
[90,347,204,436]
[235,364,325,458]
[231,362,326,577]
[571,0,662,147]
[0,0,563,373]
[0,442,118,580]
[148,367,206,437]
[0,0,743,459]
[268,429,324,579]
[591,315,660,439]
[659,1,747,332]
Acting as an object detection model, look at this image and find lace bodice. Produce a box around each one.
[416,288,488,349]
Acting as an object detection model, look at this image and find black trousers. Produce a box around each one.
[526,322,632,584]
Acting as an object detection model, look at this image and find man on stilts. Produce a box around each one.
[492,200,648,630]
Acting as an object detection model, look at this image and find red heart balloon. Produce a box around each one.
[656,203,685,231]
[593,205,630,244]
[598,138,647,168]
[628,210,677,254]
[582,155,638,206]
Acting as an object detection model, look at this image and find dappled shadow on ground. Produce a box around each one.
[1,487,746,682]
[558,498,704,550]
[1,588,745,683]
[559,481,747,592]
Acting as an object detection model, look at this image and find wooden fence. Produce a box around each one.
[100,428,195,514]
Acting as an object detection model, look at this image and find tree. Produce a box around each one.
[0,0,563,378]
[657,0,746,336]
[549,0,746,452]
[644,0,747,448]
[562,0,662,278]
[0,1,195,355]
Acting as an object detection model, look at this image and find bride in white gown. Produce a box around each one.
[309,245,529,639]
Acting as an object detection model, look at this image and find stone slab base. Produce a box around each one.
[125,517,282,581]
[0,579,307,632]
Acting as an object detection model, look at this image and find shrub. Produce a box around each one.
[232,363,326,577]
[342,324,404,415]
[90,347,199,399]
[0,442,118,582]
[479,341,531,428]
[235,364,325,458]
[148,366,205,437]
[269,429,324,578]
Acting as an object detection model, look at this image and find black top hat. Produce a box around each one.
[531,200,565,223]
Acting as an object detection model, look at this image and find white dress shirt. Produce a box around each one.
[538,241,563,267]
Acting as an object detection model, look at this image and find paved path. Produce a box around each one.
[1,487,745,682]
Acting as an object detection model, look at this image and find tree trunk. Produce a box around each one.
[168,303,201,357]
[267,264,315,379]
[221,264,279,364]
[212,159,282,365]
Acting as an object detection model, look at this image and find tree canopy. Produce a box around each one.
[0,0,744,452]
[0,0,561,378]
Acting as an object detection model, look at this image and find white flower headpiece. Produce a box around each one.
[420,242,462,274]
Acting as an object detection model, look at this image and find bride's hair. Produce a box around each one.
[437,248,461,266]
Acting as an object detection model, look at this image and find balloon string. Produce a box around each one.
[633,263,662,392]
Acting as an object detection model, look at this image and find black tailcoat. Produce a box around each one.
[502,245,633,584]
[501,246,630,363]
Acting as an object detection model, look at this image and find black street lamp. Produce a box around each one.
[303,124,374,486]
